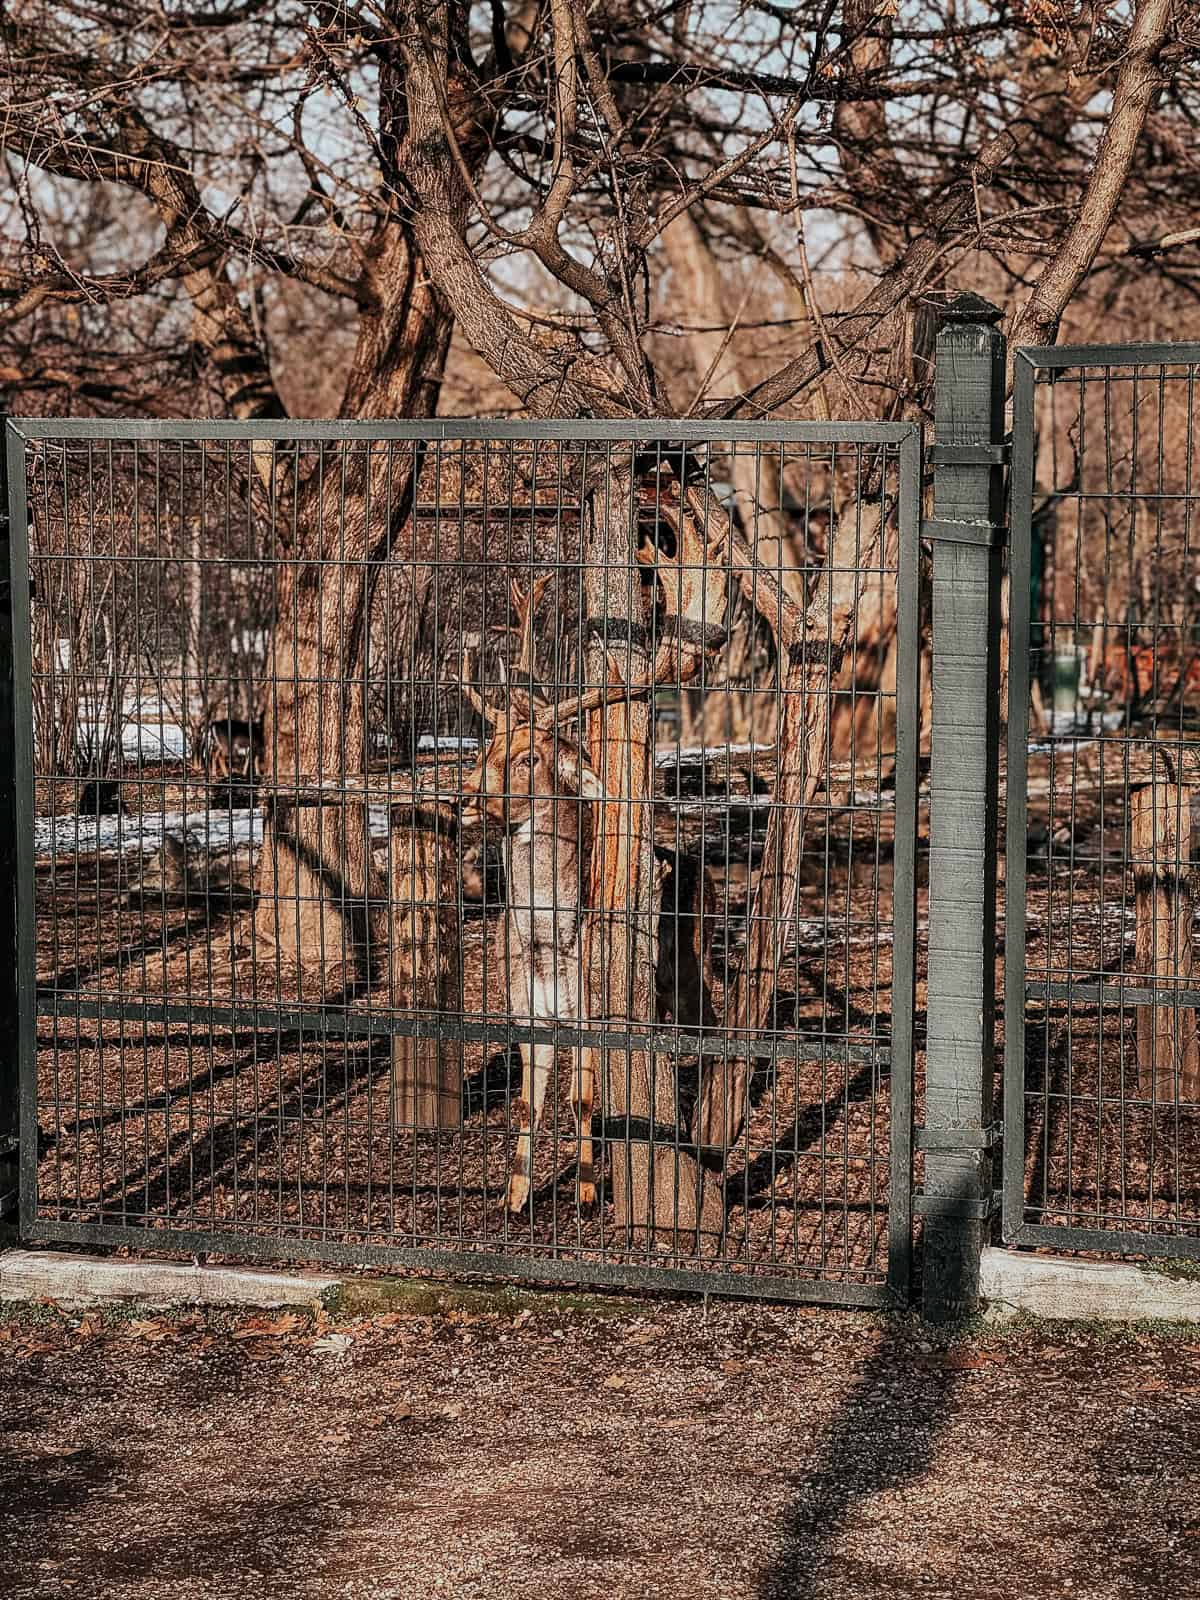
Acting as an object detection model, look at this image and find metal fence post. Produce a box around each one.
[0,404,19,1231]
[920,293,1007,1323]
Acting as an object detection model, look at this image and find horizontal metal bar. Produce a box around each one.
[1028,978,1200,1012]
[1004,1219,1200,1261]
[37,993,891,1069]
[915,1122,1003,1153]
[1015,342,1200,370]
[927,443,1009,467]
[914,1190,1002,1221]
[921,517,1007,547]
[10,417,920,446]
[23,1218,896,1309]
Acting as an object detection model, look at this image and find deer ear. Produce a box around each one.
[554,742,606,801]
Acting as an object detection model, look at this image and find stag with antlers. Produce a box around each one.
[460,480,726,1218]
[460,576,607,1214]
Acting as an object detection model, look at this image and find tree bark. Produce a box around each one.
[1131,781,1200,1104]
[582,471,722,1245]
[697,496,886,1153]
[661,208,805,602]
[390,811,462,1128]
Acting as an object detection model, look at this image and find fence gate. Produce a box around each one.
[1005,344,1200,1260]
[4,418,920,1307]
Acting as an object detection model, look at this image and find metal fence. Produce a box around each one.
[1006,343,1200,1259]
[3,418,920,1306]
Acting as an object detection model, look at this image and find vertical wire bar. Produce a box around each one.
[7,425,40,1236]
[1005,355,1036,1243]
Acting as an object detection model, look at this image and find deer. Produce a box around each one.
[459,482,726,1215]
[122,834,253,911]
[197,714,264,784]
[459,575,605,1213]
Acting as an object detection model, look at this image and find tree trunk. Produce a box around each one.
[661,209,806,604]
[254,540,386,989]
[1131,782,1200,1104]
[698,497,886,1153]
[390,810,462,1128]
[829,520,900,765]
[253,223,454,998]
[582,471,722,1245]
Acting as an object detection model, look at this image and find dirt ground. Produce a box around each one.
[3,1290,1199,1600]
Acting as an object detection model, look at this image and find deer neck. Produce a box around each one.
[504,792,585,911]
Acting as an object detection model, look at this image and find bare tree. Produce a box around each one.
[4,0,1197,1215]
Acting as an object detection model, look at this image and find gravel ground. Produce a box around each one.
[3,1292,1199,1600]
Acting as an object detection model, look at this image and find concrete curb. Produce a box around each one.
[12,1244,1199,1325]
[0,1250,339,1310]
[981,1246,1200,1324]
[0,1249,649,1318]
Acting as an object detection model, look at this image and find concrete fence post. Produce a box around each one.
[920,293,1007,1323]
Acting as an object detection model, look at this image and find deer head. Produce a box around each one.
[459,491,728,826]
[460,575,609,827]
[459,719,606,828]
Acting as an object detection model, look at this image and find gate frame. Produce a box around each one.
[2,414,922,1309]
[1003,340,1200,1263]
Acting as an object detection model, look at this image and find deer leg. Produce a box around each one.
[506,954,558,1214]
[560,964,595,1209]
[570,1045,596,1211]
[507,1032,554,1215]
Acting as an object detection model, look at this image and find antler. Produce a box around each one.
[467,506,728,738]
[531,481,729,730]
[460,633,504,729]
[509,573,553,682]
[461,630,544,731]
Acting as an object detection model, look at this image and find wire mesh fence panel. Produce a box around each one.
[1006,347,1200,1257]
[9,419,918,1304]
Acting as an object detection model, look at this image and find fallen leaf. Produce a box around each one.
[720,1360,745,1375]
[310,1333,353,1357]
[602,1374,626,1390]
[442,1402,465,1420]
[14,1340,57,1360]
[233,1313,303,1340]
[126,1319,171,1344]
[942,1352,988,1372]
[512,1309,534,1330]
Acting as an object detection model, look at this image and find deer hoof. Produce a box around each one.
[505,1175,530,1215]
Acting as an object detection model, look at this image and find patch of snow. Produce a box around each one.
[35,803,395,860]
[653,743,772,767]
[73,719,188,762]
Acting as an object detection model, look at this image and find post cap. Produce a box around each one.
[920,290,1005,326]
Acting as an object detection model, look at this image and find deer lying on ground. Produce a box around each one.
[122,834,253,911]
[460,515,723,1214]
